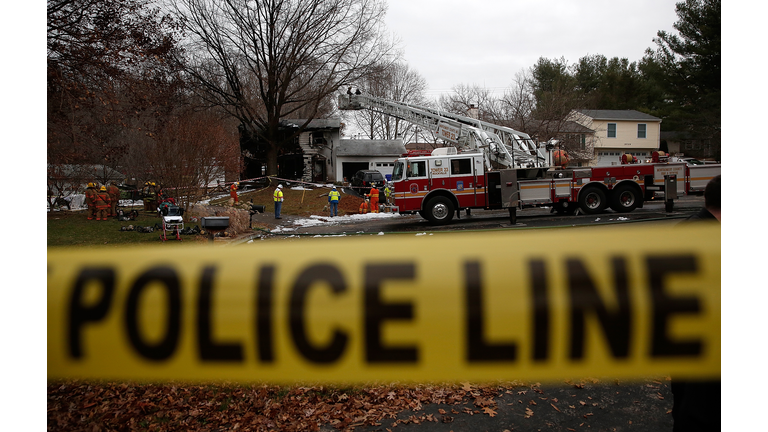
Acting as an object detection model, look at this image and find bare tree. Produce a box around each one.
[437,84,499,122]
[170,0,396,177]
[497,71,537,132]
[48,0,183,165]
[123,107,242,210]
[346,61,428,142]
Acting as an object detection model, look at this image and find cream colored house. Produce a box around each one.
[566,109,662,166]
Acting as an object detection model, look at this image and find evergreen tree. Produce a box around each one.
[643,0,720,155]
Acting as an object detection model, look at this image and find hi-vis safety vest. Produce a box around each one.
[273,189,283,202]
[329,190,340,202]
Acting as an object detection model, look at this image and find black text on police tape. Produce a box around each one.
[66,255,704,364]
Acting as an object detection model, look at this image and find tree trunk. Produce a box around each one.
[266,144,279,176]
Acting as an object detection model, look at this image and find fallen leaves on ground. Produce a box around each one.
[48,378,671,430]
[47,380,523,431]
[482,407,497,417]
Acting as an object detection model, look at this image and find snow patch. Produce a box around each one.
[289,212,401,228]
[271,226,295,233]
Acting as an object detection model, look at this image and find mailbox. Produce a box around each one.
[201,217,230,230]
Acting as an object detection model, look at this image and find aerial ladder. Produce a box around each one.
[338,92,549,171]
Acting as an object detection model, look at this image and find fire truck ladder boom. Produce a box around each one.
[338,92,547,170]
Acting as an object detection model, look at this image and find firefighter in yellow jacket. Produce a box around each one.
[328,186,341,217]
[94,186,111,221]
[273,184,284,219]
[85,182,97,220]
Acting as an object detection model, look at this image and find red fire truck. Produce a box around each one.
[339,92,720,225]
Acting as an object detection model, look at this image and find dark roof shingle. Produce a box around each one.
[573,109,661,121]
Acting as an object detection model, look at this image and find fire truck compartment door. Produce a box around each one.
[653,164,686,195]
[499,169,519,208]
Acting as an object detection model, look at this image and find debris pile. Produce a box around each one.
[187,204,250,236]
[338,193,365,214]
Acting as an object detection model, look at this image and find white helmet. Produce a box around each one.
[277,184,283,189]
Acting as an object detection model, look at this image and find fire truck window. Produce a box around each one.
[451,158,472,175]
[408,161,426,177]
[392,162,404,181]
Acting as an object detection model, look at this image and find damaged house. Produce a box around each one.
[240,118,405,183]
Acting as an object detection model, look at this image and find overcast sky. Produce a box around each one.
[384,0,681,97]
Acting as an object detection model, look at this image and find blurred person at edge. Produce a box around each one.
[672,174,720,432]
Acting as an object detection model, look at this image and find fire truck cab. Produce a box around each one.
[391,148,542,224]
[392,149,486,223]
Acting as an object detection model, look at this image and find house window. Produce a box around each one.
[607,123,617,138]
[637,124,647,139]
[579,134,586,150]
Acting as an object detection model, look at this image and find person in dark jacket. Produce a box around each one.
[672,174,720,432]
[683,175,720,222]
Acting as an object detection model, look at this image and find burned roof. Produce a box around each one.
[336,139,406,157]
[279,119,341,130]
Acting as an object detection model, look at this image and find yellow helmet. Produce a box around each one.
[100,186,107,191]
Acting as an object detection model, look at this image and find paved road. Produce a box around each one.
[353,378,673,432]
[248,194,705,239]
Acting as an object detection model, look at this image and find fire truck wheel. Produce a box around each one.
[578,187,607,214]
[609,184,641,213]
[424,196,454,225]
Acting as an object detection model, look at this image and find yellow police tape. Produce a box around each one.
[48,223,720,383]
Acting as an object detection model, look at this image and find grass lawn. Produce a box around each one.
[47,184,364,248]
[46,208,210,248]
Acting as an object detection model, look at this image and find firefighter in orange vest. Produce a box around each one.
[107,182,120,217]
[85,182,98,220]
[94,186,111,221]
[230,182,239,205]
[359,198,369,214]
[367,185,380,213]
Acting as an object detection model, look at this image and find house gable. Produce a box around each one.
[567,109,662,166]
